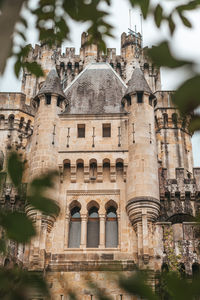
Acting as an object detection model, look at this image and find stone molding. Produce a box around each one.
[66,189,120,196]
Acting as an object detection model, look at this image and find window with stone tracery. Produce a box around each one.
[106,206,118,248]
[87,206,99,248]
[68,206,81,248]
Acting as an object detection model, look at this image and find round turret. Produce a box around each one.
[124,68,160,226]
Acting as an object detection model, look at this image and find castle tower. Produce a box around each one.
[121,32,142,83]
[80,32,98,64]
[123,68,160,266]
[29,69,66,180]
[26,69,67,270]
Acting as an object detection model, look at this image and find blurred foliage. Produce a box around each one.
[0,266,49,300]
[0,152,59,299]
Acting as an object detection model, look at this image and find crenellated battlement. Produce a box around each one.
[121,32,142,49]
[159,167,200,222]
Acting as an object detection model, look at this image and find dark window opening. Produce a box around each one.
[163,113,168,127]
[77,124,85,138]
[192,263,200,278]
[172,113,178,128]
[57,98,61,107]
[46,94,51,105]
[137,92,143,103]
[8,115,14,129]
[103,124,111,137]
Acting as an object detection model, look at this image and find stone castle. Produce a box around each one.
[0,31,200,299]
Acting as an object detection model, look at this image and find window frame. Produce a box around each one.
[102,123,111,138]
[77,124,85,138]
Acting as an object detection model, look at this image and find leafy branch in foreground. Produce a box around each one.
[0,152,60,299]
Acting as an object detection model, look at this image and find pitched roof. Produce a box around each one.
[125,68,153,97]
[64,63,127,114]
[34,69,66,100]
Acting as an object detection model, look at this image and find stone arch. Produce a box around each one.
[63,159,71,180]
[163,113,168,128]
[69,200,81,212]
[4,258,10,267]
[76,159,84,182]
[105,200,118,248]
[89,159,97,179]
[192,262,200,278]
[19,117,24,129]
[8,114,15,129]
[0,114,5,126]
[103,158,110,181]
[87,200,100,248]
[68,200,81,248]
[105,199,118,212]
[172,113,178,128]
[87,200,100,212]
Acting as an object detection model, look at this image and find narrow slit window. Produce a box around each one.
[137,92,143,103]
[103,124,111,137]
[46,94,51,105]
[77,124,85,138]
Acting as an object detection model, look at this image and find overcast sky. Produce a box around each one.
[0,0,199,166]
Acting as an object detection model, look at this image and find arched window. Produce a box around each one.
[4,258,10,267]
[103,159,110,182]
[163,113,168,128]
[45,94,51,105]
[87,206,99,248]
[76,159,84,182]
[179,263,185,278]
[25,120,31,132]
[89,159,97,180]
[116,159,124,181]
[0,115,5,127]
[161,263,169,273]
[106,206,118,248]
[172,113,178,128]
[192,263,200,278]
[63,159,71,182]
[8,114,14,129]
[68,206,81,248]
[19,117,24,130]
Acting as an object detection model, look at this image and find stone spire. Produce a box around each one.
[125,68,153,97]
[34,69,66,100]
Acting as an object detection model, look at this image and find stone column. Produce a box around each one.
[80,214,87,248]
[117,213,121,248]
[64,213,70,249]
[99,214,105,248]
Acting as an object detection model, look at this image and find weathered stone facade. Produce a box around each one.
[0,32,200,299]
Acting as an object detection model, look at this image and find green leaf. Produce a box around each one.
[129,0,150,19]
[168,14,176,35]
[0,267,49,299]
[0,211,36,243]
[14,59,21,78]
[119,271,158,300]
[23,61,44,77]
[154,4,163,28]
[19,16,28,28]
[28,171,60,216]
[179,13,192,28]
[172,75,200,113]
[28,195,60,216]
[0,238,6,254]
[147,41,192,68]
[189,115,200,133]
[7,152,23,188]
